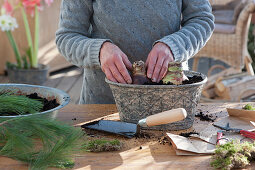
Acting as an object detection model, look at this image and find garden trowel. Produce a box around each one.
[81,108,187,138]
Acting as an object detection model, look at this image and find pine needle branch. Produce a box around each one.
[0,116,83,169]
[0,92,43,115]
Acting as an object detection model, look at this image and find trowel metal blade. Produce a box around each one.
[251,121,255,128]
[81,120,138,138]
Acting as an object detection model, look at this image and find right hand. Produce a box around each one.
[100,42,133,84]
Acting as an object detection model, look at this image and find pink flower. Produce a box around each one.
[1,0,13,15]
[44,0,53,6]
[21,0,54,16]
[22,0,41,16]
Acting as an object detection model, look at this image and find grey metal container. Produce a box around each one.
[7,64,49,85]
[0,84,70,122]
[106,70,207,130]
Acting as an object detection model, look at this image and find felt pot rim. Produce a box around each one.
[105,70,207,89]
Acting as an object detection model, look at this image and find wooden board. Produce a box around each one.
[1,103,255,169]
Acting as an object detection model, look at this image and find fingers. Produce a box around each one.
[109,63,127,84]
[158,59,170,82]
[152,56,164,82]
[121,54,133,71]
[104,68,118,83]
[100,42,132,84]
[146,53,157,79]
[146,42,174,83]
[115,57,132,84]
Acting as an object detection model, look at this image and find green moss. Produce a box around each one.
[162,62,185,85]
[82,139,122,152]
[211,141,255,170]
[243,104,255,111]
[168,66,182,72]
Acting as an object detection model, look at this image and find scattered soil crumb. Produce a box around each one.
[135,132,151,139]
[158,136,170,145]
[195,111,215,122]
[179,132,199,138]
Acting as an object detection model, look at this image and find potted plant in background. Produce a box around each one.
[0,0,54,85]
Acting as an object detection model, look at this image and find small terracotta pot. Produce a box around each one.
[106,70,207,131]
[7,64,49,85]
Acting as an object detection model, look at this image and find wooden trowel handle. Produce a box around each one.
[138,108,187,127]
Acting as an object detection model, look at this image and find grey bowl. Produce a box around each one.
[0,84,70,122]
[106,70,207,130]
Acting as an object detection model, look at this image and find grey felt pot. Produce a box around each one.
[106,70,207,131]
[7,64,49,85]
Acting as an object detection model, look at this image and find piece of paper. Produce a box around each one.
[166,133,215,155]
[227,108,255,121]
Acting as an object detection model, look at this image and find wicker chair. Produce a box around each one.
[193,0,255,76]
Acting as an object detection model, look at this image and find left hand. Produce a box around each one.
[146,42,174,82]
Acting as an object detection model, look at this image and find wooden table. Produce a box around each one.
[0,103,254,170]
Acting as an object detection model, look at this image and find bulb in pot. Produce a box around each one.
[162,62,188,85]
[132,61,150,85]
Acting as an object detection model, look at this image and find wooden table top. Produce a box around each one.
[1,103,254,170]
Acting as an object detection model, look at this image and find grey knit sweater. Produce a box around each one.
[56,0,214,104]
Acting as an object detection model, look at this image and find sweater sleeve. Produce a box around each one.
[155,0,215,62]
[55,0,111,68]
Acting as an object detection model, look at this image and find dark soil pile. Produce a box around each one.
[143,75,203,85]
[158,136,171,145]
[27,93,59,112]
[135,132,151,139]
[179,132,199,137]
[195,111,215,122]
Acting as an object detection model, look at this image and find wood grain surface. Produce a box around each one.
[1,103,255,170]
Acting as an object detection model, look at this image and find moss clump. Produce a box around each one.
[243,104,255,111]
[210,141,255,170]
[82,139,122,152]
[162,62,188,85]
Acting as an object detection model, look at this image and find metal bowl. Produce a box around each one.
[0,84,70,121]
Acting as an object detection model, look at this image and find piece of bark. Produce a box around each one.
[215,74,255,101]
[204,68,240,91]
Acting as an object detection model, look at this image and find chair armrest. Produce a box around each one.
[212,4,231,11]
[209,0,233,6]
[236,1,255,35]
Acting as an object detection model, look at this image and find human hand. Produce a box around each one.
[100,42,132,84]
[146,42,174,83]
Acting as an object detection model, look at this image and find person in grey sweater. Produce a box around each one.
[56,0,215,104]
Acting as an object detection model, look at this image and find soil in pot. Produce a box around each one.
[143,75,204,85]
[26,93,59,112]
[0,92,59,116]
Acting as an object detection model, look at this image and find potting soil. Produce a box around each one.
[26,93,60,112]
[143,75,203,85]
[195,111,215,122]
